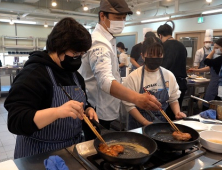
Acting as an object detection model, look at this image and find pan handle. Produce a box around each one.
[190,95,209,104]
[90,119,112,135]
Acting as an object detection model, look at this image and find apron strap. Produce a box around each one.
[139,66,145,93]
[159,68,167,90]
[46,66,57,85]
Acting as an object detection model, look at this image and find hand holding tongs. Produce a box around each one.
[143,87,180,132]
[58,83,107,144]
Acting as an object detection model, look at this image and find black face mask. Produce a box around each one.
[60,54,82,72]
[145,58,163,70]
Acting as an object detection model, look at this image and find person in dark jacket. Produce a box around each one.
[4,17,98,159]
[157,20,187,120]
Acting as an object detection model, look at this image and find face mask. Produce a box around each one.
[145,58,163,70]
[105,20,125,34]
[205,43,211,48]
[60,54,82,72]
[215,48,222,55]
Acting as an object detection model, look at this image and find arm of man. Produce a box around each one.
[130,45,141,68]
[89,46,161,111]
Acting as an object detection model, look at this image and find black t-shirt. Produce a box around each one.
[161,40,187,78]
[204,55,222,74]
[130,43,143,61]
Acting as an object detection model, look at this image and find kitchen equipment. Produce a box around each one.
[175,121,208,132]
[143,87,180,132]
[92,120,157,167]
[201,165,222,170]
[200,130,222,153]
[143,123,199,150]
[58,83,107,145]
[191,95,222,120]
[183,117,222,124]
[74,129,205,170]
[210,125,222,132]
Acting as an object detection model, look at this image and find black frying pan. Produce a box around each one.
[143,123,200,150]
[92,120,157,166]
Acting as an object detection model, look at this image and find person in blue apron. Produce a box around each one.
[122,37,186,130]
[4,17,98,159]
[189,38,222,110]
[117,42,128,77]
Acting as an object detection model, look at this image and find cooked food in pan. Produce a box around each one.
[172,131,192,141]
[99,143,124,157]
[208,139,222,144]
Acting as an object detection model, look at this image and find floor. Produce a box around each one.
[0,97,16,162]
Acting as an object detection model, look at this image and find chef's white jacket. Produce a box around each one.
[193,47,211,67]
[79,23,121,121]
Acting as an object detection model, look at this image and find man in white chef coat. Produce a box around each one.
[79,0,161,130]
[193,37,213,69]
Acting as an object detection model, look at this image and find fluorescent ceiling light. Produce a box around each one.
[84,25,92,29]
[83,6,89,11]
[9,19,14,25]
[206,0,212,2]
[136,10,141,15]
[44,21,48,27]
[54,22,58,26]
[141,17,169,23]
[52,0,57,7]
[202,9,222,14]
[0,19,36,25]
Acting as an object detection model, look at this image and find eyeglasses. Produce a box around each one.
[73,51,86,57]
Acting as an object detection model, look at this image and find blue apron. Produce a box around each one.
[128,66,169,130]
[14,66,86,159]
[199,47,209,69]
[118,54,127,77]
[203,67,219,107]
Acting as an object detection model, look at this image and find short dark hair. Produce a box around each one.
[144,31,156,38]
[215,38,222,47]
[157,20,175,37]
[142,37,164,57]
[46,17,92,56]
[116,42,128,51]
[98,11,109,22]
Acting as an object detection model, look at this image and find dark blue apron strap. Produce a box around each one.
[46,66,57,85]
[159,68,167,90]
[139,66,145,93]
[72,72,81,87]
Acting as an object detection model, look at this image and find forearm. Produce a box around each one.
[34,108,59,129]
[130,58,141,68]
[169,101,180,116]
[206,50,215,59]
[129,108,151,125]
[119,63,125,67]
[110,80,139,103]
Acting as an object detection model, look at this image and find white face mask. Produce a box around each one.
[205,43,211,48]
[106,20,125,34]
[215,48,222,54]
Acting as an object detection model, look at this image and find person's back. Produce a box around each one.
[162,39,187,78]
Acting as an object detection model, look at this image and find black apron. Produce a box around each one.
[128,66,169,130]
[14,66,85,158]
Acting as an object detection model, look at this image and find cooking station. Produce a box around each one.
[13,125,222,170]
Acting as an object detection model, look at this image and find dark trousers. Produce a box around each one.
[166,89,186,120]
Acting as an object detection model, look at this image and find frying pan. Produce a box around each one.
[143,123,200,150]
[92,120,157,166]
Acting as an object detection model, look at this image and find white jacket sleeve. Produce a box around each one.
[122,75,137,112]
[168,72,181,104]
[89,46,116,94]
[193,49,202,67]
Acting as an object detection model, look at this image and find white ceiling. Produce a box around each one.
[0,0,221,27]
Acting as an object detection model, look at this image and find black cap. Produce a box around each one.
[100,0,133,15]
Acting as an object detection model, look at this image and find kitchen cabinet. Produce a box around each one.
[2,35,35,65]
